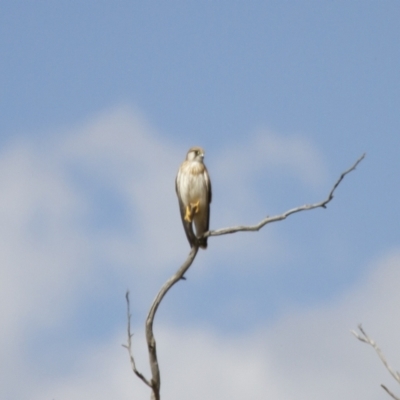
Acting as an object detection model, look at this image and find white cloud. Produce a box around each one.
[0,141,86,338]
[62,106,186,267]
[214,129,327,190]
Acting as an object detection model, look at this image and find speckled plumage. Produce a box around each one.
[176,146,212,249]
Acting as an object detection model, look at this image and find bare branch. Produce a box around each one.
[124,244,199,399]
[145,246,199,400]
[206,153,365,238]
[122,291,152,388]
[352,324,400,399]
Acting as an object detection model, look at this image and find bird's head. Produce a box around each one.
[186,146,205,162]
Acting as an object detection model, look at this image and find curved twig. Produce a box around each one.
[125,153,365,400]
[352,324,400,399]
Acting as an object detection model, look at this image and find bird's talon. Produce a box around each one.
[184,206,192,222]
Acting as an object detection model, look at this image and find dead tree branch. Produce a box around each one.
[207,153,365,237]
[124,246,199,400]
[352,324,400,400]
[125,154,365,400]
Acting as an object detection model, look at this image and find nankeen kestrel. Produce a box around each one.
[176,146,212,249]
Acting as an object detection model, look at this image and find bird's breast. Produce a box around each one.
[179,163,208,205]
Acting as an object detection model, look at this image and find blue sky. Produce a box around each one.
[1,2,400,399]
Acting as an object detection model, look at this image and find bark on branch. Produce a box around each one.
[352,324,400,400]
[125,154,365,400]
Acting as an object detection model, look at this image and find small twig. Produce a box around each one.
[352,324,400,383]
[206,153,365,237]
[382,385,400,400]
[352,324,400,399]
[122,291,152,388]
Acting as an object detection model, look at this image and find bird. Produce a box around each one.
[176,146,212,249]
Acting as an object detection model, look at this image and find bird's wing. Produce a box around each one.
[176,165,197,247]
[195,166,211,249]
[204,165,212,204]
